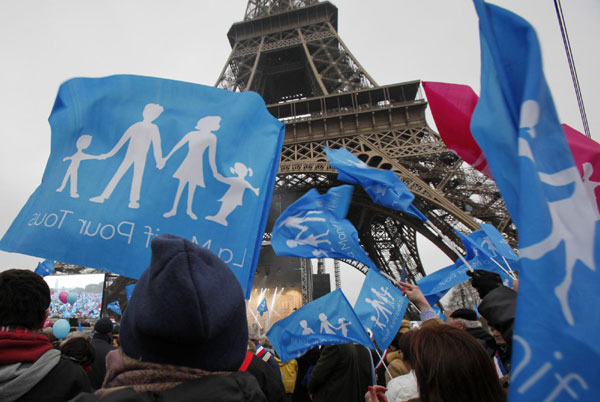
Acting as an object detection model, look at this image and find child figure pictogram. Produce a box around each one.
[56,134,100,198]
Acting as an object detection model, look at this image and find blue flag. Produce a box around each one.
[257,298,268,317]
[34,259,54,277]
[432,305,447,322]
[267,289,375,362]
[0,75,285,298]
[325,148,426,220]
[472,1,600,400]
[416,262,470,306]
[477,223,519,261]
[125,284,135,302]
[272,185,377,269]
[354,269,408,351]
[78,320,83,332]
[456,231,515,286]
[107,301,121,316]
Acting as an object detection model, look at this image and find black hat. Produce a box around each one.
[450,308,478,321]
[94,317,113,334]
[120,234,248,372]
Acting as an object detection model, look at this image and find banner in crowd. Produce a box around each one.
[34,259,55,277]
[354,268,408,351]
[107,301,121,315]
[416,261,469,306]
[0,75,285,298]
[272,185,378,269]
[472,1,599,400]
[324,148,426,220]
[267,289,375,362]
[456,231,515,285]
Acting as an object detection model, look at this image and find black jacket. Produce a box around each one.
[307,343,372,402]
[67,371,266,402]
[88,334,116,389]
[16,356,92,402]
[478,286,517,350]
[245,355,285,402]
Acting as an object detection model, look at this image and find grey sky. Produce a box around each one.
[0,1,598,302]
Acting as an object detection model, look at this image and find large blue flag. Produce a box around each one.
[267,289,375,362]
[0,75,285,298]
[324,148,426,220]
[272,185,378,269]
[354,269,408,351]
[456,230,515,286]
[471,1,600,400]
[34,259,54,277]
[416,262,470,306]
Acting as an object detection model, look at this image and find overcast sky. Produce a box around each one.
[0,0,598,301]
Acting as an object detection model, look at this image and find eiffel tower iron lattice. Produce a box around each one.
[216,0,516,295]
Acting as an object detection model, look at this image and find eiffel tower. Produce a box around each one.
[215,0,515,303]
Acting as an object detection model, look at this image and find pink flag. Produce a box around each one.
[563,123,600,217]
[423,81,491,176]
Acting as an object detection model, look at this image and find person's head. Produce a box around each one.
[397,330,414,369]
[61,336,95,367]
[142,103,164,122]
[94,317,113,336]
[489,326,506,346]
[195,116,221,131]
[76,134,92,150]
[119,234,248,372]
[449,308,481,331]
[410,325,504,402]
[0,269,50,330]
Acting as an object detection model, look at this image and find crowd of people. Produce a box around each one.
[48,293,102,319]
[0,234,516,401]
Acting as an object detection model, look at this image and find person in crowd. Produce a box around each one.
[384,322,411,384]
[0,269,92,402]
[448,308,497,357]
[255,338,282,377]
[384,331,418,402]
[67,234,265,401]
[291,346,320,402]
[277,356,297,400]
[489,325,511,373]
[239,341,286,402]
[467,270,516,350]
[308,343,373,402]
[87,317,116,389]
[61,336,95,373]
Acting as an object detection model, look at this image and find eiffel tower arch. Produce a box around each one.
[216,1,514,304]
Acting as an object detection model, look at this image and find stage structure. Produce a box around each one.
[217,0,514,312]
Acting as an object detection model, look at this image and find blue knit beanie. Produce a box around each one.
[120,234,248,371]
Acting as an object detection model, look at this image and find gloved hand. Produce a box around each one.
[467,269,503,299]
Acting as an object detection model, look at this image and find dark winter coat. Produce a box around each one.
[67,371,266,402]
[242,352,285,402]
[307,343,372,402]
[478,286,517,350]
[88,334,116,389]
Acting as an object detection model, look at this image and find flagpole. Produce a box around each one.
[501,256,517,277]
[374,348,392,381]
[424,220,475,272]
[489,256,517,280]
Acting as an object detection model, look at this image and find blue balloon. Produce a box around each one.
[67,294,77,304]
[52,319,70,339]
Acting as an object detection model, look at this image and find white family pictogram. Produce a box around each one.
[297,313,353,337]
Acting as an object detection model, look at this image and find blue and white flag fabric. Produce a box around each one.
[476,223,519,261]
[107,301,121,316]
[78,320,83,332]
[34,259,54,277]
[125,284,135,302]
[272,185,378,269]
[353,269,408,351]
[267,289,375,362]
[257,298,268,317]
[324,148,426,221]
[416,262,469,306]
[471,1,600,400]
[0,75,285,298]
[432,305,447,322]
[455,230,514,286]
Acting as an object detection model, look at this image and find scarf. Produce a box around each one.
[0,327,53,365]
[96,349,234,397]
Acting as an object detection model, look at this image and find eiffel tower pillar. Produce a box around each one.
[217,1,514,294]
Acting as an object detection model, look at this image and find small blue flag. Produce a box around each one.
[455,230,514,285]
[272,185,377,269]
[78,320,83,332]
[472,1,600,400]
[267,289,375,362]
[125,284,135,302]
[416,262,470,306]
[478,223,519,261]
[107,301,121,316]
[325,148,426,220]
[354,269,408,351]
[0,75,285,299]
[34,259,54,277]
[257,298,268,317]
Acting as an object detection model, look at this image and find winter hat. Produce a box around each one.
[120,234,248,371]
[450,308,478,321]
[94,317,113,334]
